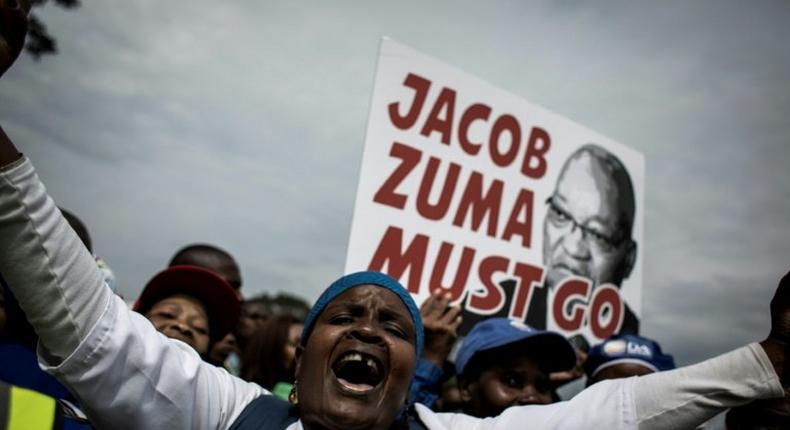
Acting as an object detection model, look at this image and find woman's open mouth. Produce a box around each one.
[331,351,384,394]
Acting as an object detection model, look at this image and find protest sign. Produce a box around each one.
[345,38,645,343]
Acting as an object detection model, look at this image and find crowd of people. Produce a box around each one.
[1,1,789,429]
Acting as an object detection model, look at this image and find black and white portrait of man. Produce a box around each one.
[459,143,642,337]
[524,143,640,334]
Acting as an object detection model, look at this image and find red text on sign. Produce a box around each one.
[552,278,624,339]
[388,72,552,179]
[368,225,546,319]
[373,142,534,249]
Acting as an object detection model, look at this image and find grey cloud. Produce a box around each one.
[1,0,788,367]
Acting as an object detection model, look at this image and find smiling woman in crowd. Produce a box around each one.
[133,265,241,358]
[0,2,788,429]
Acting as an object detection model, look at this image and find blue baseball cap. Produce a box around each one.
[455,318,576,376]
[585,334,675,378]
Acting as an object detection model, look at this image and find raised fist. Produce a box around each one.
[770,272,790,344]
[0,0,30,77]
[761,271,790,387]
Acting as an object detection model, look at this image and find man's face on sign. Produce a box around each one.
[542,148,636,290]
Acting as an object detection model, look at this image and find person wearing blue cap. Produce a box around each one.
[454,318,577,417]
[0,9,789,429]
[585,334,676,386]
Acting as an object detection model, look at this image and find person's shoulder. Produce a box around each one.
[229,393,298,430]
[413,403,479,429]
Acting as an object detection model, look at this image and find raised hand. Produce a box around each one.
[420,289,462,367]
[0,0,30,77]
[549,346,587,386]
[760,271,790,387]
[726,389,790,428]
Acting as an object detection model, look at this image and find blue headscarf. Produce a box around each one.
[300,271,424,358]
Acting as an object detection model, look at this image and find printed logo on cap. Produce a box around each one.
[509,320,533,332]
[603,339,627,356]
[626,342,653,358]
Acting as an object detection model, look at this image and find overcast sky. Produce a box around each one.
[1,0,789,367]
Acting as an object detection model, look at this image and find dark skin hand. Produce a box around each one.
[0,125,19,166]
[726,390,790,429]
[760,271,790,387]
[420,289,462,367]
[728,271,790,428]
[0,0,30,166]
[549,346,587,387]
[0,0,29,77]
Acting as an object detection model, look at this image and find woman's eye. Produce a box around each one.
[385,324,407,339]
[154,311,175,319]
[502,374,522,388]
[330,314,354,324]
[535,379,551,394]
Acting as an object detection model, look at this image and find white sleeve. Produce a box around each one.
[0,156,110,360]
[416,345,783,430]
[0,157,265,429]
[634,343,783,430]
[416,378,637,429]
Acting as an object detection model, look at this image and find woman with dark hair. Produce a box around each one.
[241,314,303,398]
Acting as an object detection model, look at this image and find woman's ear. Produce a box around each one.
[457,376,474,403]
